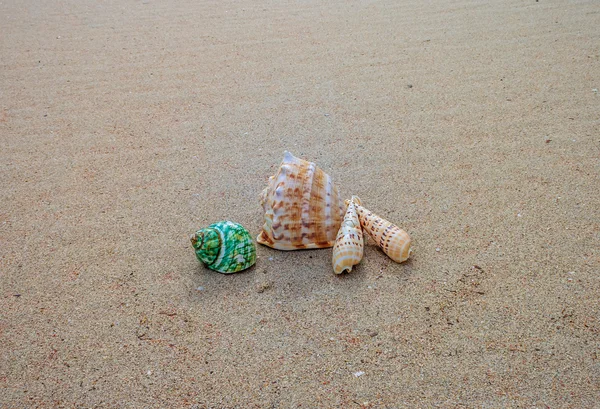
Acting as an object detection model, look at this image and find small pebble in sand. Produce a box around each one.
[353,371,365,377]
[256,281,272,293]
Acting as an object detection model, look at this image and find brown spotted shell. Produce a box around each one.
[354,203,412,263]
[332,196,364,274]
[257,151,345,250]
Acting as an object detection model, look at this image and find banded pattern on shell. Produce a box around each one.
[332,196,364,274]
[354,204,412,263]
[191,221,256,274]
[257,151,345,250]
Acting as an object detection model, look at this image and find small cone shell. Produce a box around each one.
[354,203,412,263]
[332,196,364,274]
[257,151,345,250]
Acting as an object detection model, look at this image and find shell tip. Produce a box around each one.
[351,195,362,206]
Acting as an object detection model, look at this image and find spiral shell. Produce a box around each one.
[257,151,345,250]
[354,204,412,263]
[332,196,364,274]
[190,221,256,274]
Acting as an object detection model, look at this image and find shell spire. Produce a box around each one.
[332,196,364,274]
[257,151,345,250]
[354,203,412,263]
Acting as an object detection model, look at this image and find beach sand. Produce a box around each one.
[1,0,599,407]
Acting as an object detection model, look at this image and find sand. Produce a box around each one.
[1,0,599,407]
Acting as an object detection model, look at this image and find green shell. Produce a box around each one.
[190,221,256,274]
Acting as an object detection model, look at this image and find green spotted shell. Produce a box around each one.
[190,221,256,274]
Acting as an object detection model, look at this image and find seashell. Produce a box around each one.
[332,195,364,274]
[190,221,256,274]
[354,203,412,263]
[257,151,345,250]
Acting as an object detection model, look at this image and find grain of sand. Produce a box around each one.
[1,0,599,407]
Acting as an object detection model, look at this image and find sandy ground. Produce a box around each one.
[1,0,599,407]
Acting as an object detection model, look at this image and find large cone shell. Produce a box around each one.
[354,204,412,263]
[257,151,345,250]
[332,196,364,274]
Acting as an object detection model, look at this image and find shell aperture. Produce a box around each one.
[191,221,256,274]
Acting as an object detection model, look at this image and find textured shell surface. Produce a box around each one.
[191,221,256,274]
[257,151,345,250]
[354,204,412,263]
[332,196,364,274]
